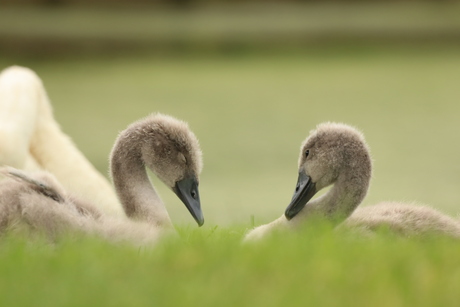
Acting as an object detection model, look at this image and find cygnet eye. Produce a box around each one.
[305,150,310,158]
[50,195,61,203]
[178,153,187,164]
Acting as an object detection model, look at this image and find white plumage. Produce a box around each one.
[0,66,124,217]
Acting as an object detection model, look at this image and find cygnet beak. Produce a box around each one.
[285,169,317,220]
[173,176,204,227]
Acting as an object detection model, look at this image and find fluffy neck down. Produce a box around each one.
[110,126,173,229]
[295,151,371,225]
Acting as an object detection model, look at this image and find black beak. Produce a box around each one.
[285,169,317,220]
[173,176,204,226]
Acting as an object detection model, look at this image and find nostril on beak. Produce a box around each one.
[295,184,300,192]
[191,191,197,199]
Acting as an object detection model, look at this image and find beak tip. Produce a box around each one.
[285,208,295,221]
[174,177,204,227]
[284,171,316,221]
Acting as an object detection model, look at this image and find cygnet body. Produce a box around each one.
[244,122,460,241]
[0,114,204,246]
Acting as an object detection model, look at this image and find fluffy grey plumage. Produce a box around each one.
[110,113,203,227]
[244,122,460,242]
[0,113,204,245]
[343,202,460,238]
[0,167,99,240]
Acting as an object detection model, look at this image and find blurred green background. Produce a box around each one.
[1,1,460,227]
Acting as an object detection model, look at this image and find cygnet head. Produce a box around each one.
[285,122,372,221]
[111,113,204,226]
[138,114,203,186]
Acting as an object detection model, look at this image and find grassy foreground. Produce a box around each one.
[1,226,460,307]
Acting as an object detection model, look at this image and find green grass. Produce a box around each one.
[1,227,460,307]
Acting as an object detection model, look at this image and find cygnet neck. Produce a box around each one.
[110,127,173,229]
[295,159,371,225]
